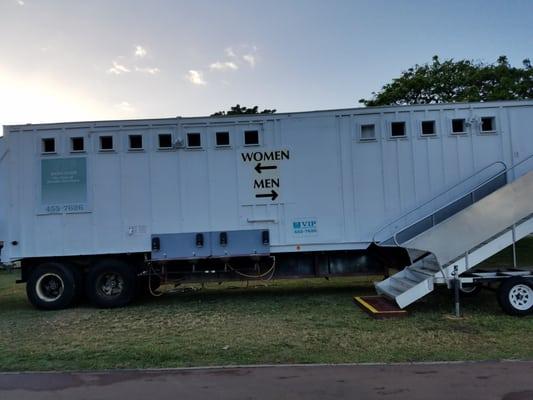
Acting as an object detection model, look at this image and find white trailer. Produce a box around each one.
[1,100,532,313]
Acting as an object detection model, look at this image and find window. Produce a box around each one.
[216,131,230,146]
[42,138,55,153]
[99,136,114,151]
[360,124,376,141]
[71,137,84,152]
[452,118,466,134]
[187,132,201,148]
[481,117,496,132]
[158,134,173,149]
[391,122,406,137]
[421,120,436,136]
[244,130,259,145]
[128,134,143,150]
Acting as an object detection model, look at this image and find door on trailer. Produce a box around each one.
[236,123,282,239]
[508,107,533,178]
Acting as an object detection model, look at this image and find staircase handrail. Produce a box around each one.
[372,160,507,245]
[375,154,533,247]
[393,153,533,247]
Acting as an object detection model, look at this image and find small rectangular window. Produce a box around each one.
[244,130,259,145]
[99,136,114,151]
[216,131,230,146]
[42,138,55,153]
[452,118,466,134]
[158,134,173,149]
[360,124,376,141]
[421,120,436,135]
[481,117,495,132]
[187,133,201,148]
[128,134,143,150]
[391,122,406,137]
[71,137,84,152]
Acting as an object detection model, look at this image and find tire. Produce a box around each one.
[85,259,136,308]
[459,284,482,297]
[497,277,533,316]
[26,263,77,310]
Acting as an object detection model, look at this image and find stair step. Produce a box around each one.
[408,266,438,277]
[376,282,403,300]
[407,249,429,262]
[390,276,416,292]
[421,259,441,271]
[400,272,425,285]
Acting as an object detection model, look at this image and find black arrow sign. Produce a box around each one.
[255,190,279,201]
[254,162,278,174]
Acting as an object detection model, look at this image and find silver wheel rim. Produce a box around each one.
[35,273,65,302]
[508,284,533,311]
[96,272,125,298]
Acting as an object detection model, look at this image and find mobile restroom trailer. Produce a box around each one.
[1,100,533,313]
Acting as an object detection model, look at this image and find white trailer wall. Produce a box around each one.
[2,101,532,262]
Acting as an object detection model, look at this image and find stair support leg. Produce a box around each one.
[453,265,461,318]
[512,225,517,268]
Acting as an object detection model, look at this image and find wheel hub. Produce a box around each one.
[509,284,533,311]
[35,273,65,302]
[98,273,124,298]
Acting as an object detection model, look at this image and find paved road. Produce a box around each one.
[1,361,533,400]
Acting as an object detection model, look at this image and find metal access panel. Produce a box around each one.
[151,232,211,261]
[210,229,270,258]
[151,229,269,261]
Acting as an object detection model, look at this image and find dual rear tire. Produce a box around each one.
[85,260,137,308]
[26,263,78,310]
[26,259,137,310]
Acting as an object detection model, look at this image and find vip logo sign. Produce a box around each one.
[292,218,318,235]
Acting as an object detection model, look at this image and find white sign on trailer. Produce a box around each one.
[240,149,290,203]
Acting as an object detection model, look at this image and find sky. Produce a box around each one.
[0,0,532,126]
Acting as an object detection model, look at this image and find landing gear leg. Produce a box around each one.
[453,265,461,318]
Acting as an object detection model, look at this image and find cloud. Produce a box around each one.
[107,61,130,75]
[115,101,135,114]
[16,0,25,5]
[225,47,236,58]
[134,45,147,58]
[242,54,256,67]
[135,66,160,75]
[209,61,238,71]
[186,70,206,85]
[223,45,258,67]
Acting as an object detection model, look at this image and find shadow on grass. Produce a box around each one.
[0,270,516,319]
[136,279,379,307]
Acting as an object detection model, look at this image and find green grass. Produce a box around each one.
[0,238,532,372]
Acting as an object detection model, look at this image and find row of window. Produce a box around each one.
[359,117,496,141]
[40,117,497,153]
[41,130,261,154]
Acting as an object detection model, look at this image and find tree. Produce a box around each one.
[359,56,533,107]
[211,104,276,116]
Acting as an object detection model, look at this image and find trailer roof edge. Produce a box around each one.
[4,99,533,130]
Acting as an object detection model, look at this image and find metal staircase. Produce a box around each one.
[373,155,533,309]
